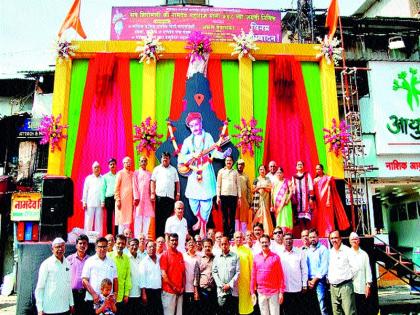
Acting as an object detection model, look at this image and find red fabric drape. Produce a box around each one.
[263,56,319,178]
[169,59,189,120]
[68,53,134,234]
[207,59,227,122]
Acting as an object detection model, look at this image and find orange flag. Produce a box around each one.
[325,0,339,40]
[58,0,87,39]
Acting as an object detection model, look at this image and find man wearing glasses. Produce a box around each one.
[82,237,118,315]
[270,226,284,256]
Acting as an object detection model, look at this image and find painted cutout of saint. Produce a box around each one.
[178,112,231,237]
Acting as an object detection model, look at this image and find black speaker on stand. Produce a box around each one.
[40,176,73,241]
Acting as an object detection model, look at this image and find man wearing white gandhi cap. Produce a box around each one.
[35,237,74,314]
[82,161,105,234]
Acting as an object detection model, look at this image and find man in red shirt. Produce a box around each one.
[251,234,285,315]
[160,233,185,315]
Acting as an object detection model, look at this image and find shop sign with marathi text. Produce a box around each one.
[368,61,420,154]
[110,6,281,42]
[377,155,420,177]
[11,192,42,221]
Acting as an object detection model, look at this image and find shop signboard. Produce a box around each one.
[368,61,420,155]
[11,192,42,221]
[110,6,281,42]
[376,155,420,178]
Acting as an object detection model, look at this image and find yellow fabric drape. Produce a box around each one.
[239,57,256,179]
[47,59,72,175]
[319,58,344,178]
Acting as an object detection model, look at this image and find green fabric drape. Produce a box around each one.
[252,61,269,177]
[301,62,327,170]
[221,61,240,144]
[64,60,89,176]
[130,61,143,169]
[156,60,175,155]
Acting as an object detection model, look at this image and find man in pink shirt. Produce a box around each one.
[115,156,134,234]
[133,156,154,238]
[251,234,285,315]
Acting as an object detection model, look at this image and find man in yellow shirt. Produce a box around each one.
[109,234,132,314]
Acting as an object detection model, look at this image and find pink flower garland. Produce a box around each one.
[233,118,263,157]
[38,114,68,152]
[185,31,212,62]
[133,117,163,156]
[323,118,351,157]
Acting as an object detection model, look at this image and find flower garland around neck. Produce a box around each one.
[136,30,164,64]
[39,114,69,152]
[133,117,163,156]
[185,31,212,62]
[323,118,351,158]
[233,117,263,157]
[230,29,259,61]
[167,119,229,182]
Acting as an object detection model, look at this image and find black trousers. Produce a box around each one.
[199,288,217,315]
[105,196,115,234]
[72,289,88,315]
[218,294,238,315]
[85,301,95,315]
[155,196,175,238]
[355,293,370,315]
[183,292,199,314]
[116,300,128,315]
[220,195,237,238]
[144,288,163,315]
[127,296,144,314]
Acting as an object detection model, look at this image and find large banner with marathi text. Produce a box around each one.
[111,6,281,42]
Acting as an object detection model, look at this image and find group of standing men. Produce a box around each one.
[82,152,181,239]
[35,219,373,315]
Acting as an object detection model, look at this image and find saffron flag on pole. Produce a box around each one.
[58,0,87,39]
[325,0,339,41]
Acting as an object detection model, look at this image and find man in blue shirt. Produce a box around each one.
[306,228,330,315]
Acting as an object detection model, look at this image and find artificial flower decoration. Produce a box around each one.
[39,114,69,152]
[231,29,259,61]
[185,31,212,62]
[136,30,164,64]
[233,118,263,157]
[323,118,351,157]
[133,117,163,156]
[55,39,78,62]
[315,35,343,66]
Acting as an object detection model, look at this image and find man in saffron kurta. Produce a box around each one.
[232,231,254,315]
[133,156,154,238]
[115,156,134,234]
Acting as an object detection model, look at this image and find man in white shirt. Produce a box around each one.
[151,152,180,238]
[165,201,189,253]
[279,233,308,315]
[82,161,105,233]
[328,230,356,315]
[266,160,278,184]
[183,236,200,314]
[35,238,74,315]
[212,231,223,257]
[126,238,143,314]
[270,226,284,256]
[349,232,372,315]
[82,237,118,315]
[140,240,163,314]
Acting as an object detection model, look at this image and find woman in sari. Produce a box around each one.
[313,164,350,237]
[251,165,273,235]
[271,167,293,233]
[291,160,315,229]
